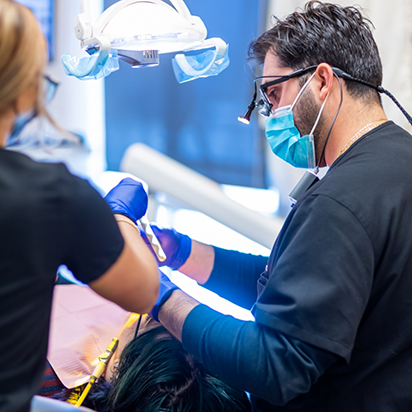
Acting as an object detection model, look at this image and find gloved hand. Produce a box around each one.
[140,224,192,270]
[104,178,148,222]
[149,270,179,322]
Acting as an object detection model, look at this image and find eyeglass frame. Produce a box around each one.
[254,64,319,117]
[239,64,354,123]
[42,73,60,104]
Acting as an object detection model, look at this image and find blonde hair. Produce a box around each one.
[0,0,45,115]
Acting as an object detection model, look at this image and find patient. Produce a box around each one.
[42,284,251,411]
[83,320,251,411]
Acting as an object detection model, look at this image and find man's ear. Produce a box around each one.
[315,63,335,101]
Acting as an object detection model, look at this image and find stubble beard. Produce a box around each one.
[293,87,328,167]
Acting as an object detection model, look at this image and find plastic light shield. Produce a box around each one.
[172,39,229,83]
[68,0,229,81]
[61,49,119,81]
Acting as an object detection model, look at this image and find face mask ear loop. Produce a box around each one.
[291,71,316,111]
[309,91,330,137]
[315,73,343,173]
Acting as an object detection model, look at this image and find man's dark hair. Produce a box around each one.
[248,1,382,102]
[85,325,251,412]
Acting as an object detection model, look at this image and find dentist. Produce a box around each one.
[139,2,412,411]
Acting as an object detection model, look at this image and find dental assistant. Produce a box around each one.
[134,2,412,411]
[0,2,159,411]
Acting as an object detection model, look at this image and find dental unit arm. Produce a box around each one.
[63,0,229,81]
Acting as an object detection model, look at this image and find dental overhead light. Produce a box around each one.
[62,0,229,82]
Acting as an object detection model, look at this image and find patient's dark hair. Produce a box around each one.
[86,325,251,412]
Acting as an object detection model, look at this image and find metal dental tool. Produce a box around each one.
[139,215,167,262]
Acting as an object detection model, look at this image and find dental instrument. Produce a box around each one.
[75,337,119,407]
[139,215,167,262]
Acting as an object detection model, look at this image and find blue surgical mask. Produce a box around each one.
[5,74,59,148]
[6,109,36,147]
[265,73,329,169]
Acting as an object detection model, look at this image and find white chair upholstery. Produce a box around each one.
[30,395,94,411]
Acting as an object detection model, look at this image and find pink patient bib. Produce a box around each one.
[47,285,129,389]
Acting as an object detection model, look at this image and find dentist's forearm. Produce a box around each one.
[158,289,200,341]
[178,240,215,285]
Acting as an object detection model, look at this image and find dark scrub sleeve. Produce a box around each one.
[182,304,338,407]
[62,176,125,284]
[203,247,268,309]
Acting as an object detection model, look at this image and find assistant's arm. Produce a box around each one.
[66,177,159,315]
[89,215,159,314]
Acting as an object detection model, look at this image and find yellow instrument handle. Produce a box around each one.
[74,337,119,407]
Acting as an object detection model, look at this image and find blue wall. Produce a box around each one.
[105,0,267,188]
[17,0,54,60]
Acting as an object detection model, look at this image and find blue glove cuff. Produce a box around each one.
[170,233,192,270]
[150,272,179,322]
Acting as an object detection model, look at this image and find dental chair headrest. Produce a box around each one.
[30,395,94,411]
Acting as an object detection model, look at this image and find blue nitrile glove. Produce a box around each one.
[150,270,179,322]
[104,178,148,222]
[140,224,192,270]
